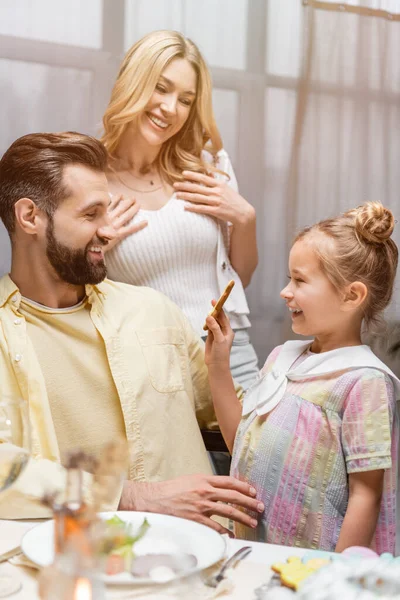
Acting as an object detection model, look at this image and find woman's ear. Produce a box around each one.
[342,281,368,312]
[14,198,46,235]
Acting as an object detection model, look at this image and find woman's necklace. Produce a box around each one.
[114,170,163,194]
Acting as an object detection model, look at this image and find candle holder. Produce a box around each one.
[39,441,129,600]
[38,542,106,600]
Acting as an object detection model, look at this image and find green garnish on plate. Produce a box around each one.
[102,515,150,575]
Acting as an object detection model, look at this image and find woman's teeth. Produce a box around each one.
[148,114,168,129]
[289,308,302,313]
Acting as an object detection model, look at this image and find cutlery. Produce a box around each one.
[254,575,295,599]
[204,545,252,587]
[0,546,21,564]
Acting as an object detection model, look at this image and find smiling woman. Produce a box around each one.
[100,30,259,401]
[108,56,197,200]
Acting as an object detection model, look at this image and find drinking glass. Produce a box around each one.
[0,397,30,597]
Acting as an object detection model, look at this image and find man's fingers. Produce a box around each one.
[207,476,258,497]
[195,514,232,537]
[207,502,258,529]
[208,489,264,514]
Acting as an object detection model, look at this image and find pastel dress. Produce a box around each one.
[231,341,400,553]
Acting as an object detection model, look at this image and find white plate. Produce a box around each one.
[21,511,227,585]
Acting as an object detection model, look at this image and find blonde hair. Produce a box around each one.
[101,30,223,183]
[295,202,398,328]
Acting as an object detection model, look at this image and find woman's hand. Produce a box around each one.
[174,171,255,227]
[104,194,148,252]
[205,301,235,369]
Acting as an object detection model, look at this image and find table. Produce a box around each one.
[0,519,307,599]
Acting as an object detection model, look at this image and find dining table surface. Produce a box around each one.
[0,518,308,599]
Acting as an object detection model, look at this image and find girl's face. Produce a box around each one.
[136,58,197,148]
[280,238,348,341]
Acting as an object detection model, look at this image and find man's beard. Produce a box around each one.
[45,219,107,286]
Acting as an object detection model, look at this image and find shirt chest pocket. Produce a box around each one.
[136,327,187,393]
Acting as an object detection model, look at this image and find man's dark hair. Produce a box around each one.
[0,132,108,235]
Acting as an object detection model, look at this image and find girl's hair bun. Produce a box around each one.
[354,201,395,244]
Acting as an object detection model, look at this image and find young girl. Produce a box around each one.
[206,201,399,553]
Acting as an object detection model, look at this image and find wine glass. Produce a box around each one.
[0,396,30,598]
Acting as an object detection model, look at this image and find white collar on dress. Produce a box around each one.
[242,340,400,417]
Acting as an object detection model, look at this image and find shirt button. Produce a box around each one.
[15,353,22,362]
[11,295,18,303]
[14,318,22,325]
[221,261,227,270]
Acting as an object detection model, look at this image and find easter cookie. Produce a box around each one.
[271,556,330,590]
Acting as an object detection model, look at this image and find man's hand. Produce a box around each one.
[118,474,264,536]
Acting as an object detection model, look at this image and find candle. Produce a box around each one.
[73,577,92,600]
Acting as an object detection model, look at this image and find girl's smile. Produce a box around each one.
[280,237,364,352]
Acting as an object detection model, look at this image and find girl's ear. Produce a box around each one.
[342,281,368,312]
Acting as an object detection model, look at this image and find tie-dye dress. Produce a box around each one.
[231,345,398,553]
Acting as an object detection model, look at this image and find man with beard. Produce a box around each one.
[0,132,263,531]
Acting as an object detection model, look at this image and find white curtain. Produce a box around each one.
[287,2,400,310]
[0,0,399,363]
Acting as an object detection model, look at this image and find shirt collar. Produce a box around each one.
[0,274,20,308]
[0,274,105,309]
[85,283,106,306]
[243,340,400,417]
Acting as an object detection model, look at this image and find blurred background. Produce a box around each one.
[0,0,399,363]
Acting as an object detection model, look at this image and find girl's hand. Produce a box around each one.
[104,194,148,252]
[174,171,255,228]
[205,301,235,369]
